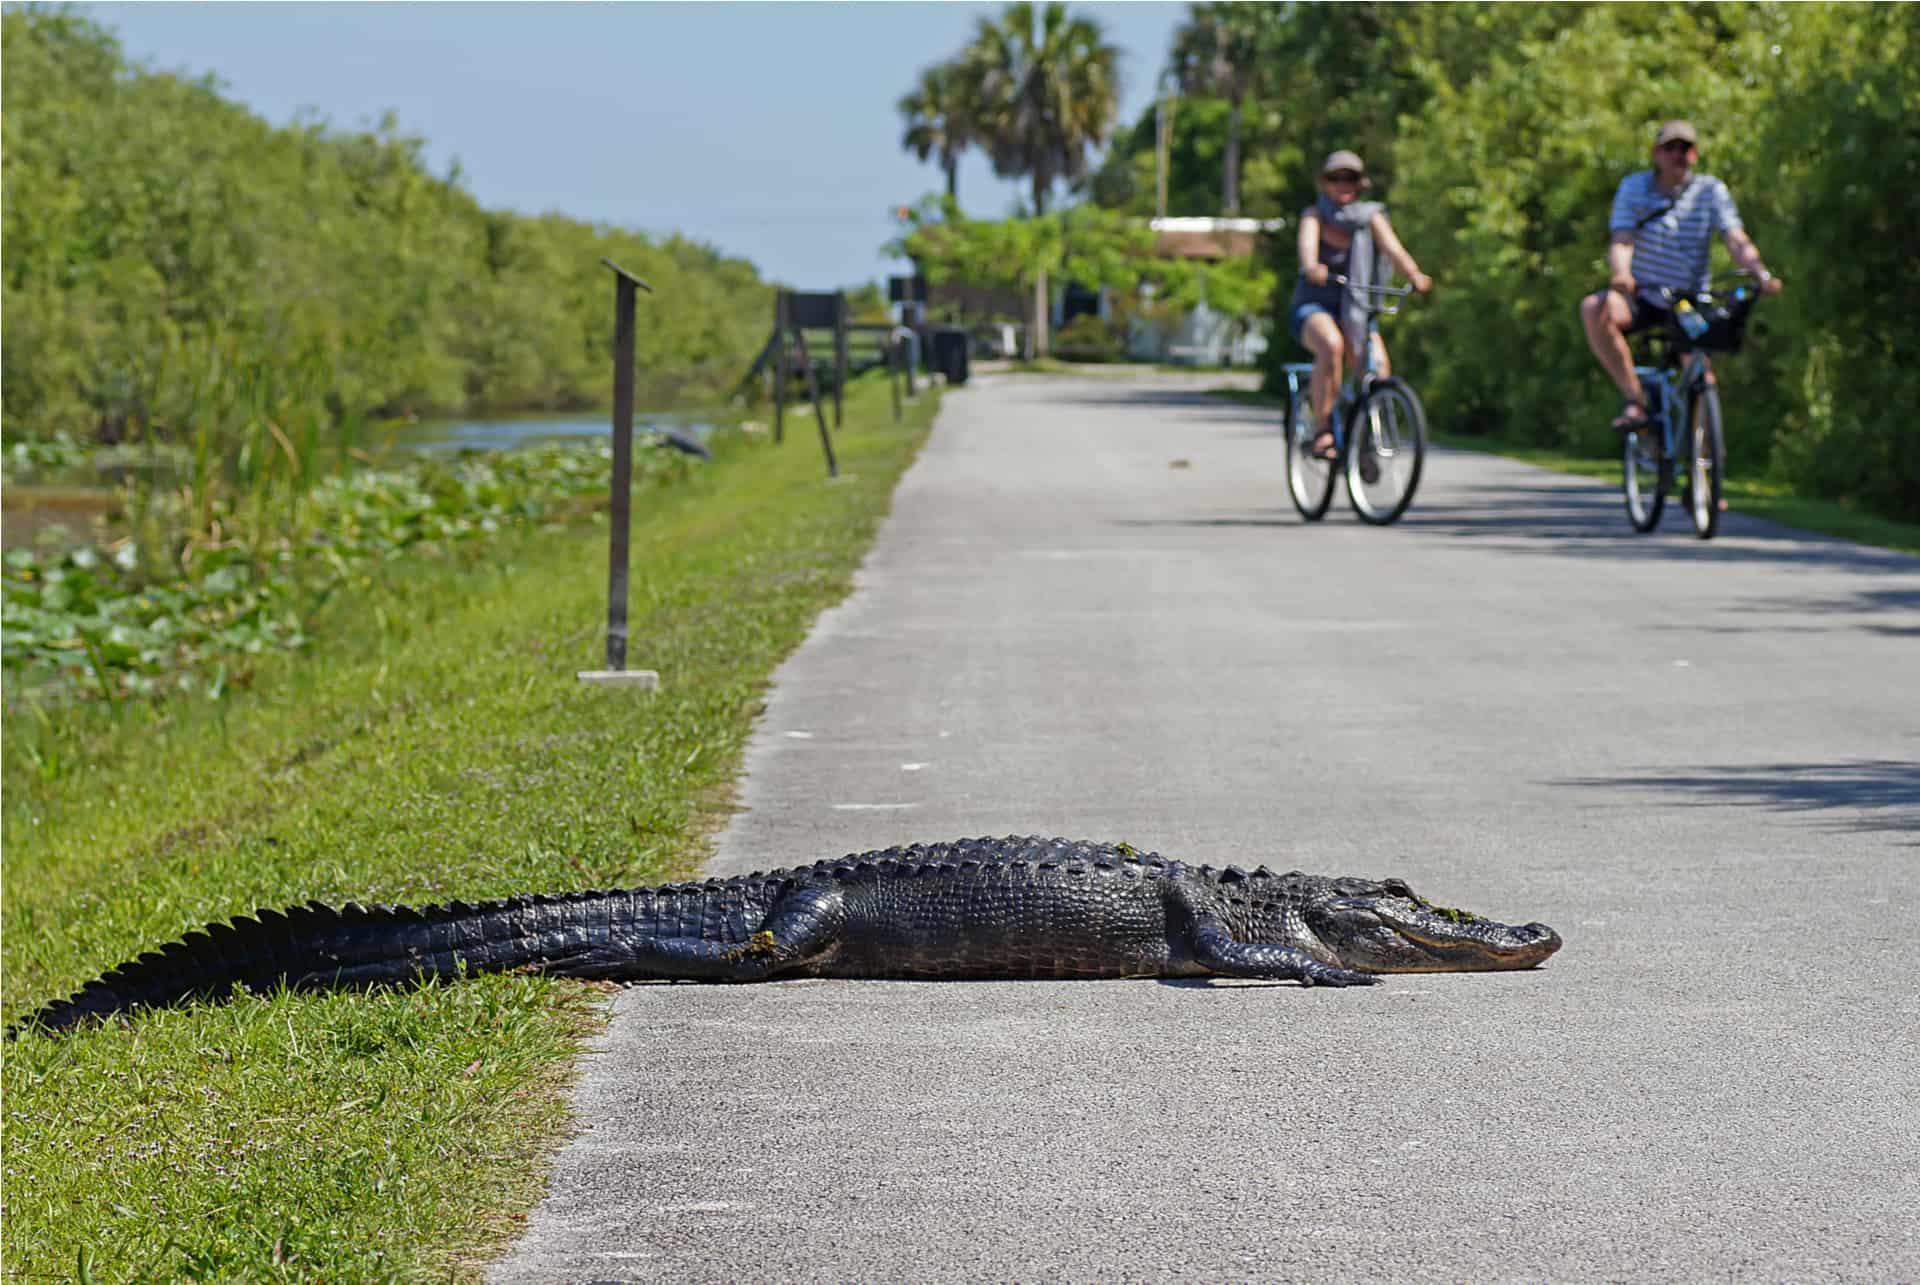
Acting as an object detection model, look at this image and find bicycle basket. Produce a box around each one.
[1681,290,1759,352]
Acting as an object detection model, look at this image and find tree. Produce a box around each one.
[1165,2,1281,215]
[0,8,774,444]
[1735,2,1920,518]
[966,1,1121,215]
[894,198,1159,359]
[897,61,980,203]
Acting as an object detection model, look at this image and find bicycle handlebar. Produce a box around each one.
[1329,275,1413,297]
[1630,270,1758,305]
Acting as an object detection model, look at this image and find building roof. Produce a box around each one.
[1149,216,1286,260]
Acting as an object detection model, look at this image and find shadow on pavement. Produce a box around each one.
[1711,586,1920,639]
[1047,385,1277,419]
[1112,515,1297,529]
[1400,466,1919,576]
[1557,759,1920,844]
[1111,468,1918,597]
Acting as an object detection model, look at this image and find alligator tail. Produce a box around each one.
[8,890,644,1038]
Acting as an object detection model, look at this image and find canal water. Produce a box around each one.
[389,409,726,454]
[2,409,732,549]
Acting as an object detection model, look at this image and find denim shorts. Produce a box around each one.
[1288,301,1334,344]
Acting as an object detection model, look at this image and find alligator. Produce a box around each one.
[9,836,1562,1036]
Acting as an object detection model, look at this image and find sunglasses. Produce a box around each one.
[1325,171,1362,183]
[1659,140,1694,153]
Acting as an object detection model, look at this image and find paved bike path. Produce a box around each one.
[494,372,1918,1282]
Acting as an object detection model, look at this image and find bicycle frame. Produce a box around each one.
[1282,275,1428,525]
[1619,272,1758,538]
[1633,347,1712,462]
[1280,277,1409,454]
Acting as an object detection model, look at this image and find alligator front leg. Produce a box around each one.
[539,885,847,983]
[1188,917,1376,987]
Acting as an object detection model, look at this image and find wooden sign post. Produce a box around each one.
[579,258,661,691]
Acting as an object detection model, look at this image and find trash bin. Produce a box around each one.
[929,327,970,386]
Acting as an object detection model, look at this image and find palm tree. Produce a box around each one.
[1166,2,1280,215]
[898,61,980,203]
[965,1,1121,216]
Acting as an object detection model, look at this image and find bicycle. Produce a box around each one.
[1618,271,1762,540]
[1280,277,1428,525]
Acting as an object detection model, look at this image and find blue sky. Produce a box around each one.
[78,1,1188,291]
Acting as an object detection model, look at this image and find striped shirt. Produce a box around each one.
[1609,170,1742,301]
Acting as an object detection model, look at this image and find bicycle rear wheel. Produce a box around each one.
[1285,381,1335,521]
[1622,428,1668,532]
[1685,384,1725,539]
[1346,377,1426,525]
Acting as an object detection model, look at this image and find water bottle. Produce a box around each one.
[1673,298,1710,340]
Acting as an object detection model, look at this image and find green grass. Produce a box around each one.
[1207,387,1920,556]
[1,376,939,1282]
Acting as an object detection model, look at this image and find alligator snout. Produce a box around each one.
[1503,922,1563,962]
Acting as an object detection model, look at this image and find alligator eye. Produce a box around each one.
[1381,879,1414,898]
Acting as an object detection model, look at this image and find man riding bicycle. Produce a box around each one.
[1579,119,1784,436]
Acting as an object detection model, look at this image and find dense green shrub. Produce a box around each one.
[1386,6,1776,462]
[1053,314,1123,361]
[1377,4,1913,520]
[1735,4,1920,519]
[1376,2,1920,522]
[1082,3,1915,522]
[1,9,773,449]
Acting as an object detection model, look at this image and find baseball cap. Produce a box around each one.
[1654,120,1698,147]
[1320,149,1366,177]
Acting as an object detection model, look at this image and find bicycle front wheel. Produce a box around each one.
[1622,428,1668,533]
[1285,380,1335,522]
[1685,384,1725,539]
[1346,377,1426,525]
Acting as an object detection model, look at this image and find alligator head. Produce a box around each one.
[1303,877,1562,973]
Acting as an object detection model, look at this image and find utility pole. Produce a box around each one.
[1155,91,1174,219]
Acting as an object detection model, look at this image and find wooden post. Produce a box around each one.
[833,292,848,428]
[792,329,837,477]
[580,259,659,691]
[888,330,902,423]
[608,274,634,670]
[773,290,788,444]
[903,278,920,397]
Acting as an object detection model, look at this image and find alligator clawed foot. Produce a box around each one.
[1303,965,1378,987]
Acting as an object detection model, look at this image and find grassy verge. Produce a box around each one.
[1208,387,1920,556]
[1,376,939,1281]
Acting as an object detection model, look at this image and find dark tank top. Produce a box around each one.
[1290,211,1351,313]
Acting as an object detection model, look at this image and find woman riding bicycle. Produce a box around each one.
[1289,149,1433,464]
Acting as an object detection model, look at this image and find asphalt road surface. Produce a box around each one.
[493,371,1918,1283]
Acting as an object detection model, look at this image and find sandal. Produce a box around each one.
[1611,400,1650,433]
[1358,451,1381,485]
[1310,431,1338,461]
